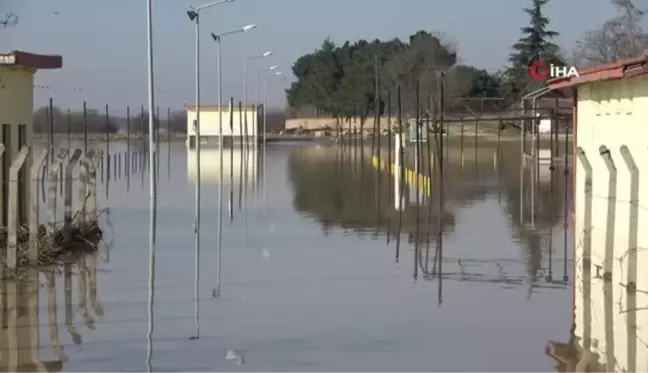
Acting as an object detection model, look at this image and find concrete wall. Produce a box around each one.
[187,108,259,137]
[0,66,35,226]
[573,75,648,371]
[186,147,258,185]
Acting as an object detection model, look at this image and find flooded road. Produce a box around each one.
[5,140,573,371]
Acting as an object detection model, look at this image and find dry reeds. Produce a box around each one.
[0,218,104,269]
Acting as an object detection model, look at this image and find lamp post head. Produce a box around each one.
[211,32,220,41]
[186,8,198,21]
[242,24,257,32]
[262,51,272,57]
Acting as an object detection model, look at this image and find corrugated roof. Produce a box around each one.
[548,54,648,90]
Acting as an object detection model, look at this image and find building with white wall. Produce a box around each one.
[185,104,261,147]
[545,54,648,372]
[0,50,62,227]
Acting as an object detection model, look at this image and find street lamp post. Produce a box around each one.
[260,70,283,210]
[244,51,272,147]
[255,65,278,140]
[145,0,157,369]
[210,23,257,298]
[186,0,235,339]
[253,65,277,208]
[244,51,272,107]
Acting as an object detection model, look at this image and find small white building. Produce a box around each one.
[0,50,62,227]
[547,54,648,372]
[185,104,261,147]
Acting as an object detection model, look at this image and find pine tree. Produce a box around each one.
[502,0,562,100]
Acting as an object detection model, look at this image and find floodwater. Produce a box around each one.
[4,138,574,372]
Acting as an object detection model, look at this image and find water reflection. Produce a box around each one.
[288,142,572,292]
[186,146,259,186]
[546,278,642,372]
[0,254,102,372]
[32,138,576,370]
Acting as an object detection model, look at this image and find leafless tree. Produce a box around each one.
[573,0,648,67]
[1,12,18,28]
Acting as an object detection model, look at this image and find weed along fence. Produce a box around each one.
[0,145,103,273]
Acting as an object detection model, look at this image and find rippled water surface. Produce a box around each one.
[3,139,573,371]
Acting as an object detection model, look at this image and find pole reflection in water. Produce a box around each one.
[64,262,82,345]
[436,72,445,305]
[0,255,103,371]
[46,271,67,363]
[229,97,235,223]
[238,101,244,211]
[385,89,392,246]
[186,144,259,298]
[394,84,404,263]
[413,80,421,283]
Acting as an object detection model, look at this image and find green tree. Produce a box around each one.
[286,30,503,121]
[504,0,562,101]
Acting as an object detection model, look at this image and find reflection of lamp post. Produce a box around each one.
[210,23,257,299]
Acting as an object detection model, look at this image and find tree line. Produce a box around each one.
[286,0,648,118]
[32,105,188,134]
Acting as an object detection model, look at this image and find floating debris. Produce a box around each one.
[0,220,104,273]
[225,350,244,365]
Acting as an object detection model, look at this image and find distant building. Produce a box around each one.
[185,104,261,147]
[547,54,648,372]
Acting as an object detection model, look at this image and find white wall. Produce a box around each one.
[186,107,259,137]
[0,66,35,226]
[538,118,552,133]
[573,75,648,371]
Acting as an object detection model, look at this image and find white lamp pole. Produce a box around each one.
[186,0,235,339]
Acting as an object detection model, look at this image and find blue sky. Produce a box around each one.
[3,0,619,113]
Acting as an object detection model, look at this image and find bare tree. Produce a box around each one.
[1,12,18,28]
[574,0,648,66]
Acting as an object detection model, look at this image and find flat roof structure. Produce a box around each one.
[0,50,62,70]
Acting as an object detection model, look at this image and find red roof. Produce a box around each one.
[0,51,62,69]
[548,54,648,90]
